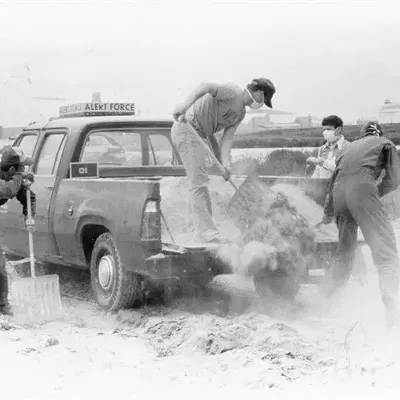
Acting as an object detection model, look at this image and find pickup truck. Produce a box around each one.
[1,110,348,311]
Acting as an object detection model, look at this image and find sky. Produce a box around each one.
[0,0,399,126]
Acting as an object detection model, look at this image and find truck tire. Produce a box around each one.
[253,268,301,303]
[90,232,141,312]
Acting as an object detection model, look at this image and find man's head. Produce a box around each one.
[321,115,343,144]
[244,78,275,110]
[362,121,383,137]
[0,147,33,180]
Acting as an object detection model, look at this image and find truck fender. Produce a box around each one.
[75,215,114,242]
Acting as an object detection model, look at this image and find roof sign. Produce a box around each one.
[59,103,135,118]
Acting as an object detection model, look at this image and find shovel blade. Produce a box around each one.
[10,274,63,323]
[226,175,278,230]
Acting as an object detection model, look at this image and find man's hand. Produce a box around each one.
[172,104,187,123]
[22,179,33,190]
[322,214,333,224]
[24,217,35,231]
[306,157,324,166]
[222,166,231,182]
[22,172,35,183]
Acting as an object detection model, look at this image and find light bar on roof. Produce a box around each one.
[59,103,136,118]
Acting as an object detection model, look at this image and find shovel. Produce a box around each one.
[10,186,63,323]
[182,121,277,231]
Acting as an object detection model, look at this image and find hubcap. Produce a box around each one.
[98,255,115,290]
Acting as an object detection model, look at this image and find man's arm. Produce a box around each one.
[0,173,23,200]
[16,185,36,218]
[378,143,400,197]
[207,135,222,164]
[220,122,241,167]
[172,83,219,121]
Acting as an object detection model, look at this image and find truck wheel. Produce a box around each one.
[90,232,141,312]
[253,268,301,303]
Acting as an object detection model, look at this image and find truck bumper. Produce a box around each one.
[143,244,225,282]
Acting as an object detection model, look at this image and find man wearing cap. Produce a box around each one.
[0,146,36,316]
[322,122,400,328]
[171,78,276,244]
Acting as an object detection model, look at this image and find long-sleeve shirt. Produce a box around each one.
[323,134,400,217]
[0,172,36,217]
[312,136,348,179]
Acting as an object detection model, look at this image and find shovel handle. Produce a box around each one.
[26,189,36,278]
[181,121,239,191]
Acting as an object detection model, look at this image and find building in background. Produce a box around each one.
[237,108,298,134]
[379,99,400,124]
[294,114,322,128]
[0,126,24,139]
[355,117,379,126]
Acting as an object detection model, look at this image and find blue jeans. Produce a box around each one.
[171,121,220,242]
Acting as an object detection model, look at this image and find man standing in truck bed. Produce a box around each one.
[323,122,400,328]
[0,147,35,316]
[171,78,276,244]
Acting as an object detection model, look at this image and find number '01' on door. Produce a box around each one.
[69,162,99,179]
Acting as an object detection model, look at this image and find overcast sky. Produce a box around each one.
[0,0,399,126]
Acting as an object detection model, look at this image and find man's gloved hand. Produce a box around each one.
[22,172,35,183]
[24,216,35,231]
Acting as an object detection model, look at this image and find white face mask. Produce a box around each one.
[246,89,264,110]
[323,129,338,143]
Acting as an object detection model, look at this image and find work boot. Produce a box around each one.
[0,303,13,316]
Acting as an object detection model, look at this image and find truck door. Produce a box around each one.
[16,132,67,261]
[0,132,39,256]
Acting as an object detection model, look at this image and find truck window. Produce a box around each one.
[13,133,38,157]
[147,134,177,166]
[80,129,178,166]
[35,133,66,175]
[81,131,139,166]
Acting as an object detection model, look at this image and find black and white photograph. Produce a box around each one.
[1,1,400,398]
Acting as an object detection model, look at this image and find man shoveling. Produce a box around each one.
[171,78,276,245]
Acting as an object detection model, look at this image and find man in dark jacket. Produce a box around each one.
[323,122,400,327]
[0,147,36,316]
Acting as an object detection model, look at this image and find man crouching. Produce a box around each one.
[0,147,35,316]
[322,122,400,328]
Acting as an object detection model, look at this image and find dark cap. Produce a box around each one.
[362,121,383,137]
[1,146,34,167]
[251,78,276,108]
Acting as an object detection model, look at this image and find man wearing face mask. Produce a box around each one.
[322,122,400,328]
[308,115,367,281]
[171,78,276,244]
[306,115,348,179]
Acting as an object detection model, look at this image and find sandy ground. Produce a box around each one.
[2,245,400,400]
[1,178,399,399]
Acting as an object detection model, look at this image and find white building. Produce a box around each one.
[238,108,298,133]
[379,99,400,124]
